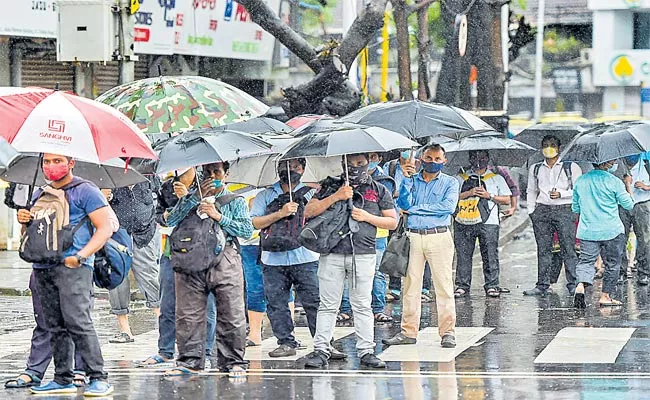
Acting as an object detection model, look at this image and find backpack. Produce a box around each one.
[169,194,241,274]
[19,180,89,264]
[454,172,496,225]
[260,186,313,252]
[533,162,574,189]
[87,219,133,290]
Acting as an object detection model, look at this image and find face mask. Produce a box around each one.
[608,163,618,173]
[401,150,412,160]
[542,146,559,159]
[472,159,489,171]
[278,169,302,185]
[212,179,223,189]
[347,164,370,185]
[626,154,641,166]
[368,161,379,171]
[422,161,444,174]
[43,163,70,182]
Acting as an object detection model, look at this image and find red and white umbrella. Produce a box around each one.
[0,87,156,163]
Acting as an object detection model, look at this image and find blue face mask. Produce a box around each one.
[422,161,444,174]
[608,163,618,174]
[213,179,223,188]
[368,161,379,171]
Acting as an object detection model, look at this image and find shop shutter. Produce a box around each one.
[21,50,74,91]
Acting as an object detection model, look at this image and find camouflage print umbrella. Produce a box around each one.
[96,76,270,134]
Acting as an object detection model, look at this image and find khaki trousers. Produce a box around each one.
[401,231,456,338]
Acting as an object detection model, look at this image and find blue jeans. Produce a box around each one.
[158,255,216,359]
[242,245,267,313]
[340,238,387,315]
[576,234,625,295]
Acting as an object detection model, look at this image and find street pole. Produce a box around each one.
[380,11,389,102]
[501,2,509,112]
[533,0,545,121]
[118,0,136,84]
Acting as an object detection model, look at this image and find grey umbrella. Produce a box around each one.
[560,122,650,164]
[514,123,602,149]
[439,134,537,170]
[0,137,20,173]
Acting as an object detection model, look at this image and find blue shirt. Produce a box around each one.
[33,177,109,269]
[398,172,460,229]
[250,182,319,266]
[383,162,405,196]
[572,169,634,241]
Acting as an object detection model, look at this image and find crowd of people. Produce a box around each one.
[3,131,645,394]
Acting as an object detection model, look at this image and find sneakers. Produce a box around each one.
[30,381,77,395]
[329,346,348,360]
[83,380,114,397]
[523,287,549,297]
[441,334,456,348]
[303,350,329,368]
[360,354,386,369]
[269,344,297,358]
[382,333,417,346]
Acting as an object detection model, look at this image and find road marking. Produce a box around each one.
[534,327,636,364]
[244,327,355,361]
[378,327,494,362]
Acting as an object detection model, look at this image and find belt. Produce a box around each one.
[406,227,449,235]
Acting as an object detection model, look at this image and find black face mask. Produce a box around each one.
[278,169,302,186]
[347,164,370,185]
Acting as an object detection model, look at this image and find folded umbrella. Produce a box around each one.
[560,122,650,164]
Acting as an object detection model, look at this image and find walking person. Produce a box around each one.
[573,159,634,308]
[454,150,512,298]
[18,153,115,396]
[103,179,161,344]
[163,162,253,377]
[524,135,582,296]
[382,144,459,348]
[302,153,398,369]
[138,168,217,368]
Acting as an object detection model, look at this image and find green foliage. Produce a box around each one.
[515,0,527,10]
[300,0,338,38]
[543,29,587,62]
[427,2,444,49]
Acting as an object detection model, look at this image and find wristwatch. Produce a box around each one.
[74,254,88,265]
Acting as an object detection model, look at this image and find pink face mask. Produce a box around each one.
[43,163,70,182]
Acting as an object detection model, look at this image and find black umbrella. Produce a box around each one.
[338,100,494,140]
[560,122,650,164]
[514,123,602,149]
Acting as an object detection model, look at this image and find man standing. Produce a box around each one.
[454,150,512,298]
[573,159,634,308]
[303,153,398,369]
[19,154,115,396]
[250,158,320,358]
[164,162,253,376]
[383,144,459,348]
[524,135,582,296]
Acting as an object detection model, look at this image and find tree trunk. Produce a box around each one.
[416,2,432,101]
[435,0,471,108]
[393,0,413,100]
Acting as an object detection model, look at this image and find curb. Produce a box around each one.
[499,216,531,247]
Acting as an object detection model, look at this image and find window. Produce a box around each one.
[634,12,650,49]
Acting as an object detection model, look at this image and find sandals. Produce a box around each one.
[385,292,401,302]
[599,299,623,307]
[454,288,468,298]
[374,312,393,323]
[4,373,40,389]
[420,292,433,303]
[486,288,500,298]
[109,332,134,344]
[163,367,200,377]
[137,354,173,368]
[336,313,352,326]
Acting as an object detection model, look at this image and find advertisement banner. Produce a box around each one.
[0,0,58,38]
[173,0,280,61]
[134,0,176,55]
[588,0,650,10]
[593,50,650,86]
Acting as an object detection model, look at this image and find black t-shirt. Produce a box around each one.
[315,177,395,255]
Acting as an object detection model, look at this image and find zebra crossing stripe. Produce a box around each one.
[534,327,636,364]
[244,327,355,361]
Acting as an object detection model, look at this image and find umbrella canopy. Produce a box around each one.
[338,100,493,140]
[514,123,602,149]
[156,129,273,174]
[96,76,269,134]
[291,120,366,137]
[438,134,537,169]
[286,114,333,129]
[215,117,293,136]
[281,126,419,160]
[0,138,20,174]
[0,87,156,162]
[560,122,650,164]
[2,156,146,188]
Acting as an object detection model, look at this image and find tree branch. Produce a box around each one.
[237,0,322,73]
[407,0,436,17]
[338,0,390,69]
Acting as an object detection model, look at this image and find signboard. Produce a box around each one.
[0,0,58,38]
[134,0,176,55]
[588,0,649,10]
[455,14,468,57]
[551,68,582,94]
[173,0,280,61]
[593,50,650,86]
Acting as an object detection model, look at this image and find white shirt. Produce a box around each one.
[627,161,650,204]
[457,171,512,225]
[526,160,582,214]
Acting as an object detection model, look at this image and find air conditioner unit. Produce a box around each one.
[57,0,114,62]
[580,48,593,65]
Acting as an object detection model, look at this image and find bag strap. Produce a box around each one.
[214,193,243,209]
[294,185,313,198]
[562,162,573,190]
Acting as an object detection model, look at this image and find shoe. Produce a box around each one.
[204,357,214,369]
[441,334,456,348]
[109,332,134,344]
[574,292,586,309]
[329,346,347,360]
[638,276,649,286]
[269,344,297,358]
[303,351,328,368]
[382,333,417,346]
[523,287,548,296]
[83,380,114,397]
[360,354,386,369]
[30,381,77,395]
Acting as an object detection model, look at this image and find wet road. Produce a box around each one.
[3,226,650,399]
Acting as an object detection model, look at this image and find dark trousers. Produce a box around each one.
[576,235,625,295]
[388,263,431,292]
[620,202,650,279]
[262,261,319,348]
[175,246,247,372]
[33,266,106,385]
[531,205,578,292]
[454,223,500,291]
[26,272,85,380]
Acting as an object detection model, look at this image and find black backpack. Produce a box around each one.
[261,186,313,252]
[169,194,241,274]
